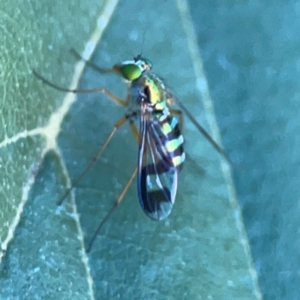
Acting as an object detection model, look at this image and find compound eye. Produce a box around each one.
[120,64,142,81]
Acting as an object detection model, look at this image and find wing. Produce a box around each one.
[137,114,179,221]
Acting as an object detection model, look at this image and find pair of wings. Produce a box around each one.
[137,113,179,221]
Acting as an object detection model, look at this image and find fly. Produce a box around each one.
[33,49,230,251]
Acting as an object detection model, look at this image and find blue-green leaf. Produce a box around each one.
[0,1,261,299]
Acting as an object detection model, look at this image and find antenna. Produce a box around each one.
[134,29,148,61]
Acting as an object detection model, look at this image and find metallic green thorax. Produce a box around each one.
[141,75,167,111]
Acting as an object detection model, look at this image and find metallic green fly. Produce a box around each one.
[33,50,229,251]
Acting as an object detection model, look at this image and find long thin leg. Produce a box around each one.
[176,100,231,164]
[70,48,122,77]
[129,120,139,142]
[86,120,140,252]
[58,116,129,205]
[86,166,138,252]
[32,70,130,107]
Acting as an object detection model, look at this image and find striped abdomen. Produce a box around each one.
[152,111,185,174]
[138,109,185,220]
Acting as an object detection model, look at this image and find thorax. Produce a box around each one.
[129,71,168,114]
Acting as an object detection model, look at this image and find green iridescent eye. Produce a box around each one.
[120,64,142,81]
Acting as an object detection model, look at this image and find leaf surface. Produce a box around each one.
[0,1,261,299]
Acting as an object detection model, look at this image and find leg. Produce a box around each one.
[129,120,139,142]
[176,100,231,164]
[86,119,140,251]
[57,116,129,205]
[86,166,138,252]
[166,89,230,163]
[32,70,130,107]
[70,48,123,77]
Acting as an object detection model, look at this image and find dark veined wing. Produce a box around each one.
[137,114,179,221]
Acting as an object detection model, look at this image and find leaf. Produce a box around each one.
[0,0,262,299]
[188,1,300,299]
